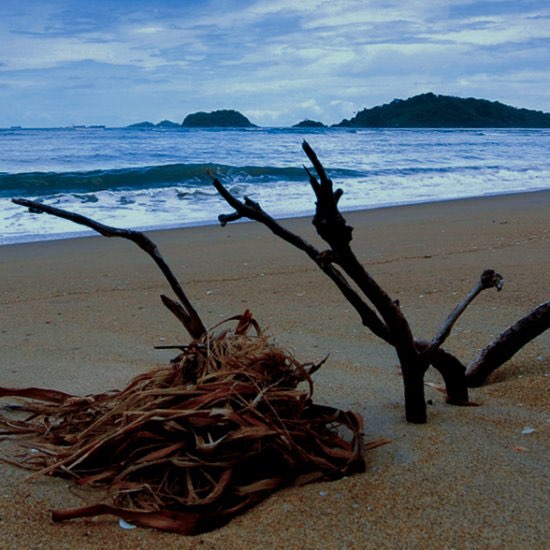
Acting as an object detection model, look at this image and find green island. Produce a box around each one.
[126,94,550,129]
[181,109,256,128]
[292,119,327,128]
[335,93,550,128]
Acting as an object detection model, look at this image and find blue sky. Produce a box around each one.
[1,0,549,127]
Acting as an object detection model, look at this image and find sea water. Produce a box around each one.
[1,127,549,245]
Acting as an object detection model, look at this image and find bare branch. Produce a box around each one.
[466,299,550,386]
[213,179,317,256]
[214,146,425,422]
[215,143,545,423]
[302,143,411,338]
[423,269,504,357]
[302,141,353,249]
[211,177,392,343]
[303,165,321,195]
[414,340,470,405]
[218,212,243,226]
[12,198,206,340]
[302,140,332,186]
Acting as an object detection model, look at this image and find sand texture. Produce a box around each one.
[1,191,549,549]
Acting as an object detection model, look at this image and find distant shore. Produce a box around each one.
[1,191,549,548]
[5,92,550,129]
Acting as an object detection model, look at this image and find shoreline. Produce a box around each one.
[3,187,550,248]
[1,190,549,548]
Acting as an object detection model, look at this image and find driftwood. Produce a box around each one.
[2,144,547,535]
[11,198,206,339]
[214,141,549,423]
[465,299,550,386]
[1,201,387,534]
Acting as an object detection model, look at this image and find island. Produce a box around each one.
[156,120,181,128]
[182,109,257,128]
[126,121,156,129]
[127,120,180,129]
[334,93,550,128]
[123,94,550,130]
[292,119,326,128]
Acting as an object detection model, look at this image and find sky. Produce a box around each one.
[1,0,549,127]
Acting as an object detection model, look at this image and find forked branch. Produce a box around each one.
[212,178,391,343]
[302,141,352,249]
[214,142,429,421]
[214,141,549,424]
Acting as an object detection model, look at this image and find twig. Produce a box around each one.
[423,269,503,358]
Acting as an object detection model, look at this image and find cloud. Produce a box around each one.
[0,0,549,126]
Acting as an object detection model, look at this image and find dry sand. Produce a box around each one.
[1,191,549,549]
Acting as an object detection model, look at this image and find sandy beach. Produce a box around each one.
[1,191,549,549]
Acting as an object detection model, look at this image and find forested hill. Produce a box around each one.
[335,93,550,128]
[181,109,256,128]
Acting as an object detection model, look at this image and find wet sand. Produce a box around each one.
[1,191,549,549]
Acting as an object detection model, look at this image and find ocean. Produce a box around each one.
[1,126,549,245]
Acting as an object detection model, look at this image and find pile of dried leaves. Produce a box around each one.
[0,311,377,535]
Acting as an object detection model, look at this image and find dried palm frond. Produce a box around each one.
[0,311,381,535]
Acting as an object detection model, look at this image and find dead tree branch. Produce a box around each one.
[466,299,550,386]
[214,141,548,423]
[301,142,431,422]
[423,269,504,358]
[212,178,392,344]
[11,198,206,340]
[215,142,432,422]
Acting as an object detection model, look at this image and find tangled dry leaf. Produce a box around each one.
[0,311,383,535]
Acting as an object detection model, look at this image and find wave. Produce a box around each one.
[0,163,370,199]
[1,160,511,200]
[0,163,283,198]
